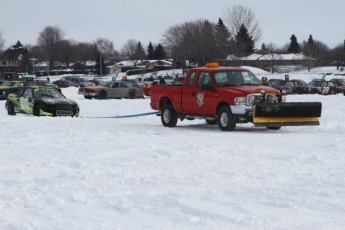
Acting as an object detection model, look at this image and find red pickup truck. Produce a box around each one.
[150,63,322,131]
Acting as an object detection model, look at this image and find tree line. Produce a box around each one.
[0,5,344,74]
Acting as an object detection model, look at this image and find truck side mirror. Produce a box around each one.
[201,84,213,91]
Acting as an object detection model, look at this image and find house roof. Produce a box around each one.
[0,40,28,60]
[226,52,310,61]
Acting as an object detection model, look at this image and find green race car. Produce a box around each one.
[5,86,79,117]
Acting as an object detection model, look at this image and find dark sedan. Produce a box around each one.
[52,80,79,88]
[6,86,79,117]
[330,78,345,87]
[308,79,344,95]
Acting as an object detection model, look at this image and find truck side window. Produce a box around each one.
[196,72,211,88]
[186,72,196,87]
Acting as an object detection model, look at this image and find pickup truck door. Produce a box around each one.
[181,72,197,114]
[183,71,217,116]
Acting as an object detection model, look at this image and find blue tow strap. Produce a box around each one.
[82,111,160,119]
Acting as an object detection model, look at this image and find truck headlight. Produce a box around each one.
[234,97,246,105]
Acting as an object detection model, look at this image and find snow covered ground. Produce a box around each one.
[1,67,345,230]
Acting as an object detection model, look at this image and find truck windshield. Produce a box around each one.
[213,70,261,87]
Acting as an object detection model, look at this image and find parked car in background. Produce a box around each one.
[89,79,103,86]
[78,80,144,99]
[59,76,95,87]
[6,86,79,117]
[267,79,295,94]
[290,79,312,94]
[0,80,25,100]
[330,78,345,87]
[267,78,286,87]
[52,80,79,88]
[23,79,58,88]
[308,79,342,95]
[136,82,151,96]
[151,75,174,85]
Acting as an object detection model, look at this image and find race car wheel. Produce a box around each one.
[84,96,92,100]
[97,90,107,100]
[267,126,281,130]
[217,106,236,131]
[161,104,178,127]
[7,102,16,116]
[206,119,217,125]
[128,90,136,99]
[33,104,40,116]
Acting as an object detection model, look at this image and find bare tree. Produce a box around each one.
[0,30,5,52]
[37,25,65,70]
[57,39,77,68]
[162,19,221,69]
[223,5,262,47]
[75,42,98,67]
[262,43,282,73]
[329,44,345,69]
[162,23,187,70]
[302,39,329,70]
[93,37,116,62]
[121,39,140,67]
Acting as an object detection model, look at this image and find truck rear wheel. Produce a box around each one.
[161,104,178,127]
[217,107,236,131]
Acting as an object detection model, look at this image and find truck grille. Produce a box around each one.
[56,110,73,116]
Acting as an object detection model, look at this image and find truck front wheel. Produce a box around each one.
[217,107,236,131]
[161,104,178,127]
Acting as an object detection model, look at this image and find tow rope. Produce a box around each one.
[81,111,160,119]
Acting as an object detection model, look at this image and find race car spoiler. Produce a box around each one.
[253,102,322,127]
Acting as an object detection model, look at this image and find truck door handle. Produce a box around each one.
[192,91,195,96]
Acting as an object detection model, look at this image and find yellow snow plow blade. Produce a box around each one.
[253,102,322,127]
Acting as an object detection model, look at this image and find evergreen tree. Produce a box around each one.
[235,24,255,53]
[95,51,106,76]
[134,41,146,63]
[261,43,267,51]
[308,34,314,45]
[215,17,232,58]
[287,34,300,53]
[154,43,167,60]
[147,41,155,60]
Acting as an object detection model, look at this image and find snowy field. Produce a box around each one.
[1,68,345,230]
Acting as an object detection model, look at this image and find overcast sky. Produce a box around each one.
[1,0,344,51]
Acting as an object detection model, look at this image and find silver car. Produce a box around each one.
[59,76,95,87]
[78,81,144,99]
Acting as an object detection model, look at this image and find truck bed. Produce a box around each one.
[150,83,184,112]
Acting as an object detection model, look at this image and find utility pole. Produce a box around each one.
[100,51,102,77]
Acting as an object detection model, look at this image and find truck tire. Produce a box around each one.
[161,104,178,127]
[7,102,16,116]
[217,107,236,131]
